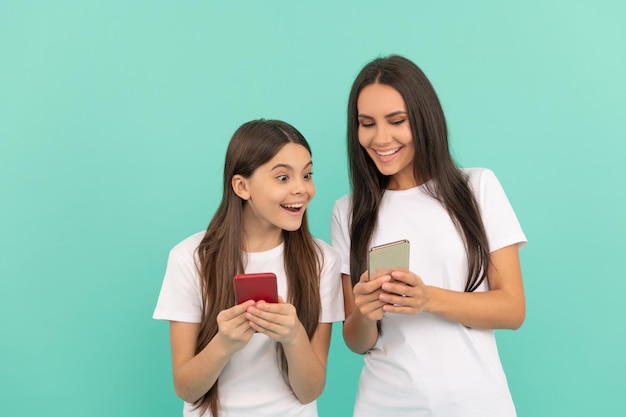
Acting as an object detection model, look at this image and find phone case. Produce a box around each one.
[368,239,410,278]
[233,272,278,304]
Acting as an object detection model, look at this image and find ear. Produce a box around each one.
[231,175,250,200]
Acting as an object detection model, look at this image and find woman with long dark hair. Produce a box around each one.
[331,55,527,416]
[155,119,344,417]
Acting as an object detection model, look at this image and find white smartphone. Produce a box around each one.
[368,239,410,279]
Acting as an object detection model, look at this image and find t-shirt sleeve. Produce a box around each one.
[318,242,345,323]
[471,168,527,252]
[152,247,203,323]
[330,196,352,276]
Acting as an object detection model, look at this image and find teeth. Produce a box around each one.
[378,148,400,156]
[282,203,303,209]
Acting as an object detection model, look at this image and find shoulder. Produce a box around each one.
[331,193,353,222]
[461,167,502,193]
[313,238,341,269]
[313,238,340,260]
[332,193,352,211]
[462,167,497,183]
[169,231,206,260]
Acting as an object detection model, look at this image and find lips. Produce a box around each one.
[281,202,304,212]
[376,147,401,157]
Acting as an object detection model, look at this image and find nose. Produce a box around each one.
[372,124,392,147]
[292,176,313,197]
[292,178,306,195]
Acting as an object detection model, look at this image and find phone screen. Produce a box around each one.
[368,239,410,279]
[233,272,278,304]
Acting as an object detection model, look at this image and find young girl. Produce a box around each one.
[154,119,344,417]
[331,55,527,416]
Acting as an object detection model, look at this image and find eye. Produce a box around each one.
[277,175,288,182]
[390,118,406,126]
[304,172,313,180]
[358,119,374,128]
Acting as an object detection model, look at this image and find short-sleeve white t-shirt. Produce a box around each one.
[330,168,526,417]
[153,232,344,417]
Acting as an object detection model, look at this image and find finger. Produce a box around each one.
[381,280,412,297]
[250,301,292,318]
[246,304,285,326]
[359,270,369,283]
[382,303,416,315]
[247,312,283,335]
[379,291,410,306]
[360,301,386,321]
[366,268,393,282]
[249,320,282,339]
[388,270,411,285]
[231,318,255,336]
[356,276,389,296]
[224,300,255,317]
[390,270,422,287]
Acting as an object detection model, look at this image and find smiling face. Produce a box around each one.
[357,83,417,190]
[233,143,315,246]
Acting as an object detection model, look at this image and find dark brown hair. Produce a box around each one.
[194,119,322,416]
[347,55,489,292]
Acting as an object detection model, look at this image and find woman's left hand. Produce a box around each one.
[245,296,304,344]
[379,270,430,315]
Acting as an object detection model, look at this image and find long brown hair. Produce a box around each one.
[347,55,490,292]
[193,120,322,416]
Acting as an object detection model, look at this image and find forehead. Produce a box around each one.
[357,83,407,113]
[257,143,312,172]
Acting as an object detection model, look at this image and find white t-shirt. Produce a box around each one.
[153,232,345,417]
[330,168,527,417]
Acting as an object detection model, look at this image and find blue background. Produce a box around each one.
[1,1,625,416]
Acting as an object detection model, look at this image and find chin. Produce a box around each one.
[377,167,400,177]
[282,220,303,232]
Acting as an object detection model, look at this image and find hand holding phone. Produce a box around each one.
[234,272,278,304]
[368,239,410,280]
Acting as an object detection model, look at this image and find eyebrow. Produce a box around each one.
[358,111,408,119]
[270,161,313,171]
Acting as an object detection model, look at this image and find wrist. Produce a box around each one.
[280,321,308,350]
[423,285,438,314]
[351,304,379,328]
[213,332,242,357]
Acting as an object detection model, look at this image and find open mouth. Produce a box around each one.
[281,203,304,212]
[377,147,401,157]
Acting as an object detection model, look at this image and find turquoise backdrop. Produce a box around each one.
[1,1,624,416]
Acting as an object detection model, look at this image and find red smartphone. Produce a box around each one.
[233,272,278,304]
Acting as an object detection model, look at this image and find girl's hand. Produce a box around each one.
[215,300,257,352]
[245,297,304,345]
[353,270,390,323]
[379,270,429,315]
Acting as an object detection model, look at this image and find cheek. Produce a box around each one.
[402,126,414,143]
[357,128,370,147]
[307,183,316,199]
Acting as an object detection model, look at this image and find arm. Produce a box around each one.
[380,244,525,329]
[341,272,389,354]
[284,321,332,403]
[245,298,331,403]
[170,301,256,403]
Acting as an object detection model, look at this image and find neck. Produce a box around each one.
[387,173,425,190]
[243,232,283,252]
[242,221,282,253]
[241,203,284,252]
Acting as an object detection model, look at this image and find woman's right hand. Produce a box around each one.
[215,300,257,353]
[353,270,390,323]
